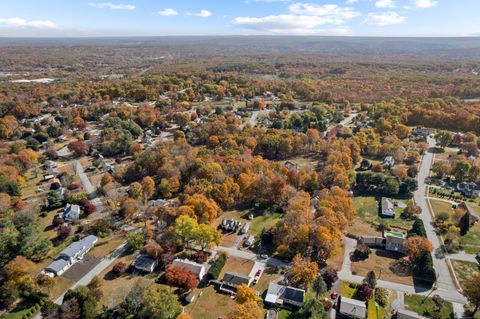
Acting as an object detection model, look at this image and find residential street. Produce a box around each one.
[413,137,463,298]
[215,245,289,268]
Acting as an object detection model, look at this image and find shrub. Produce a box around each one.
[193,251,208,264]
[207,253,227,280]
[112,262,127,275]
[353,243,371,261]
[354,284,374,301]
[68,183,81,191]
[375,288,388,307]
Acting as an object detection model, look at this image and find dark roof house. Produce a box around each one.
[132,255,158,273]
[265,282,305,308]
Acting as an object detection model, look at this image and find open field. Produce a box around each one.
[219,256,255,277]
[404,294,453,319]
[461,222,480,254]
[429,199,454,219]
[351,249,413,286]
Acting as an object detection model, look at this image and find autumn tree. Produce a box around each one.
[142,176,155,203]
[404,236,433,263]
[165,265,199,292]
[436,131,453,148]
[194,223,221,251]
[120,197,138,219]
[227,301,264,319]
[290,254,319,289]
[173,215,199,246]
[68,140,89,157]
[312,276,327,297]
[182,193,220,224]
[236,284,261,304]
[100,173,113,187]
[402,201,422,220]
[129,182,143,199]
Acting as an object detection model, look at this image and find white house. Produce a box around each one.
[172,258,206,280]
[338,297,367,319]
[381,197,395,218]
[62,203,81,220]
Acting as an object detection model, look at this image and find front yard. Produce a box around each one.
[404,294,453,319]
[452,260,480,290]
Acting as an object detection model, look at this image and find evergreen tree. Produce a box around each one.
[459,212,470,236]
[408,218,427,238]
[365,270,377,289]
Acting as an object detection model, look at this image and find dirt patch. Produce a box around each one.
[220,256,254,277]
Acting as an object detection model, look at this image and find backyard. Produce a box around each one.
[404,294,453,319]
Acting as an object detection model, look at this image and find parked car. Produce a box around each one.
[259,254,268,259]
[330,291,338,300]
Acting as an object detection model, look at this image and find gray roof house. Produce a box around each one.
[172,258,206,280]
[244,235,255,247]
[62,203,81,220]
[239,222,250,235]
[383,156,395,169]
[220,272,252,291]
[381,197,395,218]
[132,255,158,273]
[220,219,240,232]
[338,297,367,319]
[43,235,97,277]
[265,282,305,308]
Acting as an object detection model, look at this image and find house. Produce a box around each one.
[396,309,427,319]
[456,182,480,198]
[360,236,385,247]
[265,282,305,308]
[412,127,433,137]
[172,258,206,280]
[132,255,158,273]
[239,222,250,235]
[102,160,115,174]
[220,272,252,292]
[244,235,255,247]
[383,156,395,169]
[45,160,57,169]
[381,197,395,218]
[385,231,406,253]
[43,235,97,277]
[62,203,81,220]
[338,297,367,319]
[284,161,300,172]
[220,219,240,232]
[457,202,480,226]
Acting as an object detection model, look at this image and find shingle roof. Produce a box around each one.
[45,258,70,274]
[59,235,97,258]
[172,259,205,277]
[222,272,251,286]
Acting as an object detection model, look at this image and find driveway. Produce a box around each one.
[62,255,101,281]
[214,246,289,268]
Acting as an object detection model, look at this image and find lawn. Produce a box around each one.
[429,199,454,218]
[277,155,318,171]
[0,302,39,319]
[452,260,480,290]
[404,294,453,319]
[341,281,356,298]
[351,249,413,286]
[89,236,124,259]
[351,196,413,237]
[219,256,254,277]
[186,286,236,319]
[278,309,293,319]
[461,222,480,254]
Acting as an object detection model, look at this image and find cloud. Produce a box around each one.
[250,0,291,2]
[365,11,405,26]
[288,3,361,21]
[195,10,213,17]
[375,0,395,8]
[346,0,358,3]
[413,0,437,8]
[0,17,60,29]
[157,8,178,16]
[233,14,354,34]
[88,2,136,10]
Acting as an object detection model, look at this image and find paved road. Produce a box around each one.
[341,237,357,273]
[392,291,405,310]
[74,160,104,220]
[414,137,463,298]
[248,110,260,126]
[448,252,478,263]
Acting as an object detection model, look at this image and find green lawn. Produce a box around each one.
[341,281,357,298]
[429,199,454,219]
[461,222,480,254]
[352,196,414,232]
[452,260,480,290]
[404,294,453,319]
[0,303,39,319]
[250,212,282,238]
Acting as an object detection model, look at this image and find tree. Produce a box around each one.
[405,236,433,263]
[165,265,199,292]
[436,131,453,148]
[183,193,220,224]
[120,197,138,219]
[142,176,155,203]
[402,201,422,220]
[127,232,145,251]
[453,160,471,182]
[236,284,260,304]
[227,301,264,319]
[141,285,182,319]
[145,239,164,259]
[464,273,480,315]
[68,140,89,157]
[100,173,113,187]
[408,219,427,238]
[355,284,374,301]
[129,182,143,199]
[194,223,221,251]
[63,286,97,319]
[364,270,377,289]
[413,252,436,285]
[459,212,471,236]
[177,314,193,319]
[113,262,128,275]
[321,267,338,290]
[173,215,199,246]
[0,282,19,309]
[290,254,319,289]
[312,276,327,297]
[294,298,327,319]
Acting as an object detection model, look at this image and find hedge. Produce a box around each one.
[207,253,227,280]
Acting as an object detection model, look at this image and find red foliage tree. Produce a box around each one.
[68,140,89,157]
[112,262,127,275]
[165,264,199,291]
[57,225,71,240]
[355,284,374,301]
[82,200,97,215]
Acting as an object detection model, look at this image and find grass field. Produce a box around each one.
[186,286,236,319]
[452,260,480,290]
[219,256,254,277]
[429,199,454,218]
[404,294,453,319]
[461,222,480,254]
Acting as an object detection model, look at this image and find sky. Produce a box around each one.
[0,0,479,37]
